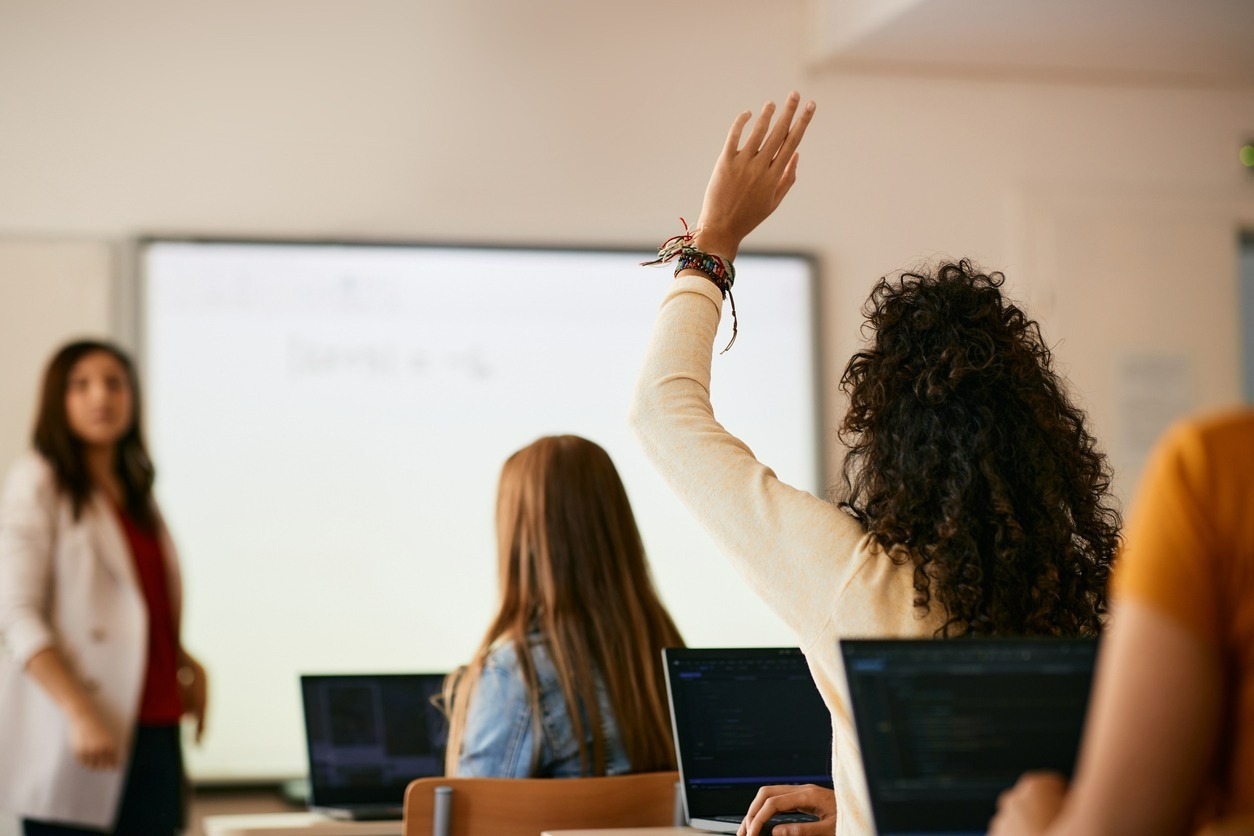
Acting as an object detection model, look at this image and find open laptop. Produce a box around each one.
[841,638,1098,836]
[663,648,835,834]
[300,673,448,821]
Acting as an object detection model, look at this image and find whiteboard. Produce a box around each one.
[140,240,822,781]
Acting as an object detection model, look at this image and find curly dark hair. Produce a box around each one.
[837,259,1119,637]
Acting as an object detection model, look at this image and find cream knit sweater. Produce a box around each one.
[630,275,947,836]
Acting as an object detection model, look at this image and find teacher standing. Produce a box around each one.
[0,340,207,835]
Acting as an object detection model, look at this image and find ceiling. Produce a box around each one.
[811,0,1254,86]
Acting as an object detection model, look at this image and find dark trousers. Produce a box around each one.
[24,725,184,836]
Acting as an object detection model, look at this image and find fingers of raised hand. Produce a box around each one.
[724,110,754,156]
[773,151,800,207]
[774,98,816,169]
[761,92,801,158]
[743,100,778,154]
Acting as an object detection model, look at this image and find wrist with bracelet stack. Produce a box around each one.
[641,218,739,353]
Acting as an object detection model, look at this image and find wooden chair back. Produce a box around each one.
[402,771,682,836]
[1198,817,1254,835]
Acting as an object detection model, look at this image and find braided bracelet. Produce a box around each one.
[642,218,739,353]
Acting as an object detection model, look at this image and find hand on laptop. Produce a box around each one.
[738,784,836,836]
[988,771,1067,836]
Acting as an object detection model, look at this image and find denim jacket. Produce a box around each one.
[456,634,632,777]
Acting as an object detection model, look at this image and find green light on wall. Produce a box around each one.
[1243,144,1254,168]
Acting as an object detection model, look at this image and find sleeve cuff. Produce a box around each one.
[669,273,726,308]
[4,619,55,668]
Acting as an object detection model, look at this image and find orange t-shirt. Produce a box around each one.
[1112,410,1254,819]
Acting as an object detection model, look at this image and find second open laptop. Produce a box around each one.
[300,673,449,821]
[663,647,834,834]
[841,638,1098,836]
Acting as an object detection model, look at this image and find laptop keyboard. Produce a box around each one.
[711,813,821,825]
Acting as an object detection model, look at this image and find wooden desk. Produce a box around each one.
[202,813,401,836]
[204,817,696,836]
[543,829,702,836]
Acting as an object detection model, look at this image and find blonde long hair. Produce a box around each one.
[443,435,684,776]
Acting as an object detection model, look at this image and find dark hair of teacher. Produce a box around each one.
[34,339,157,530]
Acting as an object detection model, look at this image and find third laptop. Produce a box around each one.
[663,647,834,834]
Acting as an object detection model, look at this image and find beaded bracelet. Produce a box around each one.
[642,218,739,353]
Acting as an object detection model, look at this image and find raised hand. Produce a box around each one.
[693,92,816,262]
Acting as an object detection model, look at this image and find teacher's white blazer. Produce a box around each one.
[0,452,182,829]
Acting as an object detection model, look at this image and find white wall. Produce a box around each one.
[2,0,1251,495]
[0,240,115,470]
[0,0,1252,817]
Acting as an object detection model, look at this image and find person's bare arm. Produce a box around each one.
[25,647,121,770]
[990,598,1223,836]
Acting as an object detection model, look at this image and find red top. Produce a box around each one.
[113,506,183,725]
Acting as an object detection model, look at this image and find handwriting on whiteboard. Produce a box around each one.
[286,337,492,380]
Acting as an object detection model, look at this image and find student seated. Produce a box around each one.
[442,435,685,778]
[990,410,1254,836]
[630,92,1120,836]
